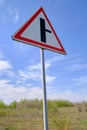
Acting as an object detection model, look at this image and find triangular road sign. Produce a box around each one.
[12,7,66,54]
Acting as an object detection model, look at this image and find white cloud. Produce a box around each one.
[0,79,42,104]
[29,62,51,71]
[64,63,87,71]
[28,87,42,99]
[0,60,15,77]
[72,76,87,86]
[0,79,87,104]
[47,89,87,102]
[45,54,65,67]
[19,70,41,80]
[51,55,65,62]
[0,60,12,71]
[18,63,43,81]
[1,54,87,103]
[45,62,51,69]
[63,54,87,72]
[18,55,63,86]
[46,75,56,82]
[18,60,56,83]
[29,63,41,71]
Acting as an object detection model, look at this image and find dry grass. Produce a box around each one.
[0,100,87,130]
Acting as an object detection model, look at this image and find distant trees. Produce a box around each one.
[0,100,6,108]
[0,99,87,112]
[0,99,73,109]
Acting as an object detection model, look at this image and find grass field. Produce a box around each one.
[0,99,87,130]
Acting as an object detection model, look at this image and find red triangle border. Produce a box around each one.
[12,7,66,54]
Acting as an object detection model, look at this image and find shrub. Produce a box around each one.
[17,99,42,109]
[52,113,71,130]
[0,109,6,116]
[0,100,6,108]
[56,100,73,107]
[9,101,17,109]
[5,127,17,130]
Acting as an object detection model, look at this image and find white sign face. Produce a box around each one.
[12,7,66,54]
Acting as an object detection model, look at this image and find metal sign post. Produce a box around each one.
[40,48,48,130]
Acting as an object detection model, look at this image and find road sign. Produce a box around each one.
[12,7,67,130]
[12,7,66,54]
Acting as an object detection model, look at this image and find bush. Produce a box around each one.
[5,127,17,130]
[51,113,71,130]
[9,101,17,109]
[17,99,42,109]
[0,100,6,108]
[56,100,73,107]
[0,109,6,116]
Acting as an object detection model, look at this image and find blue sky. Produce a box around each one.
[0,0,87,103]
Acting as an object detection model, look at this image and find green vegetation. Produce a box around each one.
[0,99,87,130]
[0,100,6,108]
[56,99,73,107]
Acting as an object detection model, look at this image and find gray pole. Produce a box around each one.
[40,48,48,130]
